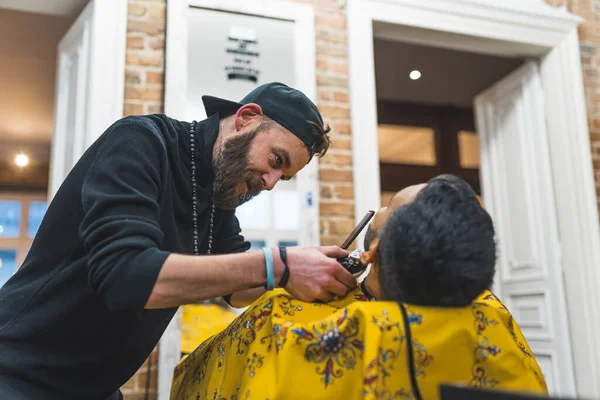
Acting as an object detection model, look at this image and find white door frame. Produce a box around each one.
[49,0,127,200]
[160,1,317,398]
[348,0,600,396]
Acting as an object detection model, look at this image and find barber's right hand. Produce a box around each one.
[279,246,357,303]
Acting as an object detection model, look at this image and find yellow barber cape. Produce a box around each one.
[171,289,547,399]
[180,304,239,355]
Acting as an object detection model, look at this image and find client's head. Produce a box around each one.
[377,175,496,306]
[360,175,495,306]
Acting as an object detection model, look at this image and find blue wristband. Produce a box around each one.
[263,247,275,291]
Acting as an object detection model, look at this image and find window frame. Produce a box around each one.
[377,100,481,195]
[237,179,300,248]
[0,191,47,268]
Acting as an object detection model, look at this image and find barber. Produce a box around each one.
[0,83,356,399]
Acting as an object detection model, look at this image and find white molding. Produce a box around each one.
[347,0,599,397]
[85,0,127,148]
[540,29,600,397]
[347,0,381,249]
[48,0,127,200]
[160,1,318,398]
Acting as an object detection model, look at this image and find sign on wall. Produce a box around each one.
[182,7,301,354]
[185,8,296,120]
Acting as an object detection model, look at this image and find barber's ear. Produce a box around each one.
[234,103,264,130]
[360,241,379,265]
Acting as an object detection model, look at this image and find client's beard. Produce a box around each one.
[212,128,262,210]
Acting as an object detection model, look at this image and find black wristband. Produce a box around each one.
[278,247,291,288]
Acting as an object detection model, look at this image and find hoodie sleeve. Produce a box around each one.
[79,122,171,313]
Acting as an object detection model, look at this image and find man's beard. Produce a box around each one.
[212,128,263,210]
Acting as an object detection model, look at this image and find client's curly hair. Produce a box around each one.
[378,175,496,307]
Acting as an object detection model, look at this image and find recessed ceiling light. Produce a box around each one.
[15,153,29,168]
[409,70,422,80]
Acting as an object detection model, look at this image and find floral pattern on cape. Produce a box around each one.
[171,289,548,400]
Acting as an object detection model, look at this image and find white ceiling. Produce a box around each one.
[0,0,87,17]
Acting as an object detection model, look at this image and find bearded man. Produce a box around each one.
[0,83,354,400]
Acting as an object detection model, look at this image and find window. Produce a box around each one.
[0,249,17,288]
[377,101,481,196]
[28,201,48,238]
[235,179,301,249]
[277,240,298,247]
[248,240,266,252]
[0,193,48,288]
[378,124,437,166]
[236,193,270,230]
[0,201,22,238]
[273,191,300,230]
[458,130,481,169]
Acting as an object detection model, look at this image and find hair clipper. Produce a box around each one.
[336,211,375,274]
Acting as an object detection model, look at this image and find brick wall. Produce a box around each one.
[292,0,356,246]
[546,0,600,210]
[123,2,165,398]
[123,0,166,118]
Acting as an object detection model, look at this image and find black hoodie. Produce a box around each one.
[0,114,249,399]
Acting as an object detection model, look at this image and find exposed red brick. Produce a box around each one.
[327,153,353,166]
[128,3,146,17]
[148,4,166,20]
[123,102,144,116]
[148,37,165,50]
[319,168,353,182]
[318,105,350,119]
[333,91,349,102]
[320,185,333,199]
[320,202,354,217]
[126,51,162,67]
[316,14,346,30]
[146,71,163,85]
[329,136,352,150]
[334,184,354,200]
[126,36,145,49]
[125,69,143,85]
[320,219,328,235]
[125,87,163,101]
[145,103,163,114]
[127,20,164,36]
[329,218,355,234]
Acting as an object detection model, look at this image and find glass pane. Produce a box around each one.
[248,240,266,252]
[278,240,298,247]
[273,191,300,230]
[458,130,480,169]
[0,249,17,289]
[236,192,269,230]
[378,124,436,166]
[0,201,21,238]
[28,201,48,238]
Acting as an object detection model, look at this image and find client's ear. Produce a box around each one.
[360,241,379,266]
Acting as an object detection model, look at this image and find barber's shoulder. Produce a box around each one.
[101,115,169,152]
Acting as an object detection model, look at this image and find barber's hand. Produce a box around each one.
[281,246,357,303]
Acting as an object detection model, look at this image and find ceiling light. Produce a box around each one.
[409,70,422,80]
[15,153,29,168]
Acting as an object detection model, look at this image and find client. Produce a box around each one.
[171,175,547,400]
